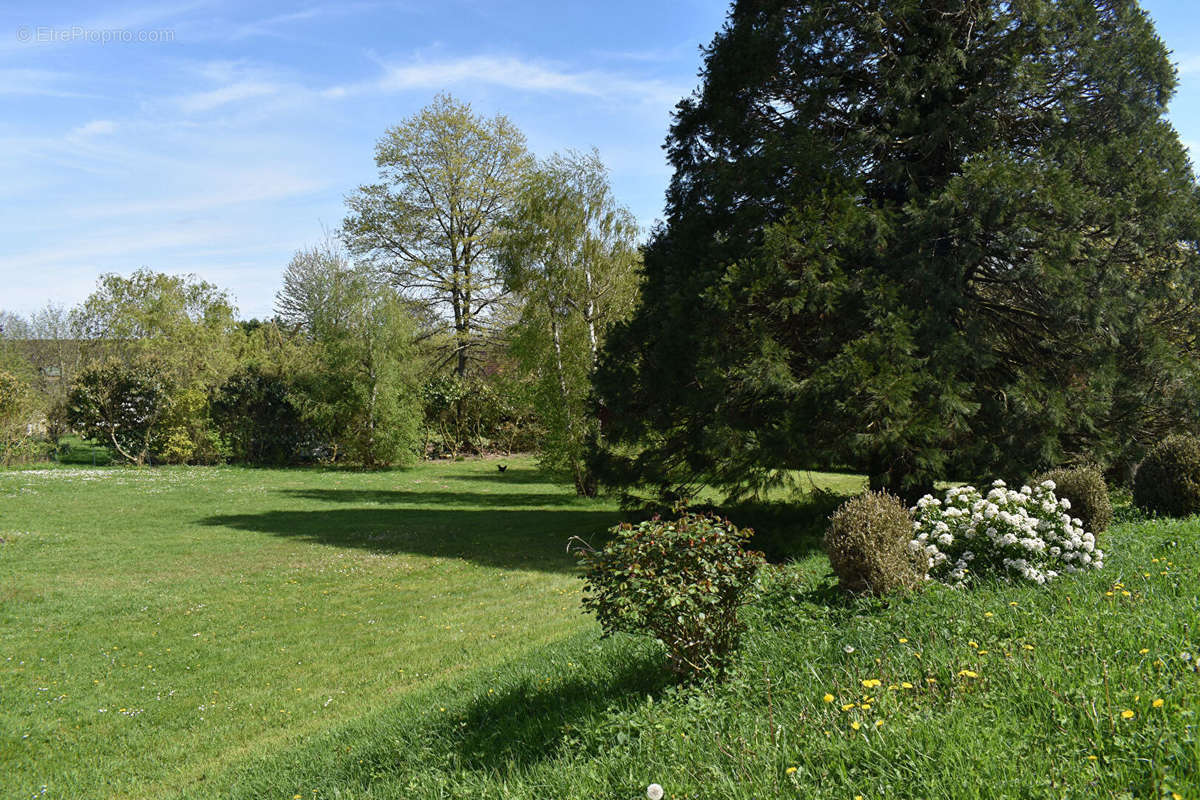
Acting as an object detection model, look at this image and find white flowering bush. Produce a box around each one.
[910,479,1103,586]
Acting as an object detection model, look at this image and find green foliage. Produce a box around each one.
[211,364,313,465]
[1133,434,1200,517]
[72,269,238,390]
[1035,464,1113,533]
[497,150,642,494]
[579,513,764,677]
[421,372,539,457]
[66,356,173,465]
[825,491,925,595]
[0,369,32,465]
[344,94,533,377]
[289,258,423,468]
[594,0,1200,500]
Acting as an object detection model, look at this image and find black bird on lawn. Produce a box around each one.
[497,464,508,473]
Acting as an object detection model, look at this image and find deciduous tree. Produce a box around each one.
[344,94,533,377]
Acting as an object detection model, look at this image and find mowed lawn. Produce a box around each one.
[0,458,625,799]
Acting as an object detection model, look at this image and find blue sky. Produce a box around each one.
[1,1,1198,320]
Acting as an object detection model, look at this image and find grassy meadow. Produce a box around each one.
[2,459,1198,799]
[0,458,620,798]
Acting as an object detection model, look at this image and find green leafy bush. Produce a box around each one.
[825,491,926,594]
[578,513,764,678]
[1134,435,1200,517]
[1034,464,1112,533]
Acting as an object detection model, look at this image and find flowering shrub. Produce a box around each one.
[578,513,764,678]
[910,480,1103,586]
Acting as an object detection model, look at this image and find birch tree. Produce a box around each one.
[497,150,641,495]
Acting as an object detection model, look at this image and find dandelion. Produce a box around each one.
[901,682,914,689]
[843,645,856,654]
[1086,755,1098,761]
[841,702,856,711]
[875,719,884,728]
[957,670,978,679]
[1120,710,1135,720]
[1139,648,1149,654]
[898,637,908,643]
[823,693,835,703]
[786,766,798,775]
[1153,698,1164,708]
[647,784,664,800]
[968,640,979,648]
[860,679,881,688]
[850,721,861,731]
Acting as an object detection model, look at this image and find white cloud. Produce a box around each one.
[0,68,88,97]
[177,80,282,113]
[72,120,117,137]
[325,54,687,107]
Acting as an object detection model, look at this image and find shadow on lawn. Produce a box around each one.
[200,507,619,573]
[452,648,672,771]
[276,487,583,508]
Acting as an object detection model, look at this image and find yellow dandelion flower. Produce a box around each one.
[1121,591,1131,597]
[1022,644,1035,650]
[875,719,884,727]
[898,637,908,643]
[1086,755,1098,761]
[1153,698,1164,708]
[860,678,882,688]
[1139,648,1149,654]
[786,766,798,775]
[824,693,835,703]
[984,612,993,618]
[850,721,861,731]
[842,702,856,711]
[1009,601,1018,606]
[901,681,914,689]
[978,650,989,655]
[957,670,979,679]
[968,640,979,648]
[1120,709,1134,720]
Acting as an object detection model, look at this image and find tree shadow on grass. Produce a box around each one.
[451,646,673,771]
[200,507,620,574]
[276,487,584,508]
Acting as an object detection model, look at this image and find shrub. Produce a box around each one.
[578,513,764,678]
[912,480,1103,586]
[1133,435,1200,517]
[1034,464,1112,533]
[825,491,926,594]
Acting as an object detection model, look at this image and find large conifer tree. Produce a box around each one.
[593,0,1200,499]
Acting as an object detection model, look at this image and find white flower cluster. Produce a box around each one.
[910,479,1103,586]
